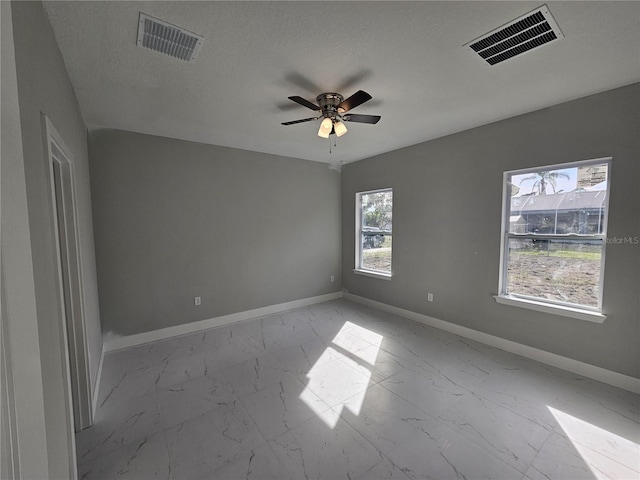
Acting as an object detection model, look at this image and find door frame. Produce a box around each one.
[42,115,93,432]
[1,258,20,480]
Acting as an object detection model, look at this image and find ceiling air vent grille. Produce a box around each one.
[464,5,563,66]
[137,13,204,62]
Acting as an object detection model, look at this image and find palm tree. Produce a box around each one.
[519,170,570,195]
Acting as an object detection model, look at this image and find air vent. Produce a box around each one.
[464,5,563,66]
[137,13,204,62]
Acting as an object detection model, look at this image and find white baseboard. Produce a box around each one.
[344,292,640,394]
[91,343,105,422]
[103,292,343,352]
[100,289,638,394]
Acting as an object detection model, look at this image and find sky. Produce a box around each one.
[512,167,576,196]
[511,164,608,197]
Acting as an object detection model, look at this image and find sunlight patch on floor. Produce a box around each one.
[301,322,383,428]
[548,406,640,479]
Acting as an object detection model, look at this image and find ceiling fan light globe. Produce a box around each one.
[317,128,330,139]
[317,117,333,138]
[334,121,348,137]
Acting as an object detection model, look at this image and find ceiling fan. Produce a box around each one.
[281,90,381,138]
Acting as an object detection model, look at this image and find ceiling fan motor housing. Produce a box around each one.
[317,93,344,119]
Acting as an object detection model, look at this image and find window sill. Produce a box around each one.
[494,295,606,323]
[353,269,392,281]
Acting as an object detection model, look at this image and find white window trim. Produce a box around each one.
[355,188,393,279]
[494,295,606,323]
[497,157,612,320]
[353,268,392,281]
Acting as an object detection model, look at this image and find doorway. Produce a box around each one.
[44,116,93,431]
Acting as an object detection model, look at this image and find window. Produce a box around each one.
[355,188,393,278]
[497,158,611,319]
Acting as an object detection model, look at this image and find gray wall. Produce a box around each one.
[2,2,50,477]
[342,83,640,379]
[12,1,103,389]
[89,129,342,339]
[10,1,103,475]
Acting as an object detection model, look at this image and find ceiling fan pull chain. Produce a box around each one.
[329,135,332,154]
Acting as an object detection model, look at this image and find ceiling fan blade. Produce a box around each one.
[281,117,319,126]
[342,114,381,124]
[288,96,320,111]
[337,90,372,113]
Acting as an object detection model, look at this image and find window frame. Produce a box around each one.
[354,188,393,279]
[496,157,611,321]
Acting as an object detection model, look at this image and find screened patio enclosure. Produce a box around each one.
[509,190,607,235]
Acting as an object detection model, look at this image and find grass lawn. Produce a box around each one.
[507,250,600,307]
[362,236,392,272]
[514,249,601,260]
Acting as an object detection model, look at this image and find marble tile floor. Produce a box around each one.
[77,299,639,480]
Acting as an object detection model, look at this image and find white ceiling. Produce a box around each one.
[43,1,640,167]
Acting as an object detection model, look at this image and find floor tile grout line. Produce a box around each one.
[228,352,351,478]
[463,379,558,431]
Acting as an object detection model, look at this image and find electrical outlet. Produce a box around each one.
[427,293,434,302]
[194,296,201,306]
[330,275,335,283]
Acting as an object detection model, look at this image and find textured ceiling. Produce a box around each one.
[43,1,640,167]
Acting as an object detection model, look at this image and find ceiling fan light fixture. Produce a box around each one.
[318,117,333,138]
[334,121,348,137]
[283,90,380,145]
